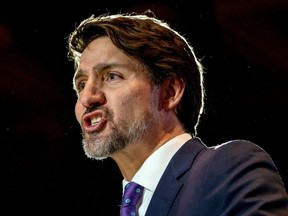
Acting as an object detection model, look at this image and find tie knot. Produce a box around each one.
[120,181,144,216]
[122,181,144,206]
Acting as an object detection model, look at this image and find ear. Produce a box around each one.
[160,77,185,111]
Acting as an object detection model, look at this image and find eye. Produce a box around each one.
[76,80,86,92]
[104,72,122,81]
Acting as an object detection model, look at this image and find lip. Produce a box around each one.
[82,110,107,133]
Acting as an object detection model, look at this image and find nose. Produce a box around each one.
[78,79,106,108]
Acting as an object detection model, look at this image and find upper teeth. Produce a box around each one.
[91,116,101,125]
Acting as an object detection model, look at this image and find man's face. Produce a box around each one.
[73,36,160,159]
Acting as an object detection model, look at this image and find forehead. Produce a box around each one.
[80,36,122,63]
[74,36,150,79]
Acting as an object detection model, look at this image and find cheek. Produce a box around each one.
[111,90,146,116]
[74,100,82,124]
[134,85,160,107]
[128,87,157,113]
[109,83,158,118]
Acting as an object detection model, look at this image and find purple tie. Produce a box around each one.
[120,181,144,216]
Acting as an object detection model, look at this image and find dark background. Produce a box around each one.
[1,0,287,214]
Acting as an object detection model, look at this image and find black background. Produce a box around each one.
[1,0,287,214]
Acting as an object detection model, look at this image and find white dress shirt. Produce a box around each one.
[122,133,192,216]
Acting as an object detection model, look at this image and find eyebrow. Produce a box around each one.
[74,61,134,81]
[73,63,116,82]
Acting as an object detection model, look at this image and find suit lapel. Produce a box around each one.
[145,138,206,216]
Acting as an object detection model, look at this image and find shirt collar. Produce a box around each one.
[122,133,192,193]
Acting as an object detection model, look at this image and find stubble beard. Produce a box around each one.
[81,108,153,160]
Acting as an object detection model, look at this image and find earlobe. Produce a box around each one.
[161,77,185,111]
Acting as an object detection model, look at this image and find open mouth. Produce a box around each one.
[83,110,107,133]
[90,115,102,126]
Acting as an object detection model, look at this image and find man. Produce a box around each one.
[67,11,288,215]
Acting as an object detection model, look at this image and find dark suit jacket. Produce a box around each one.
[145,138,288,216]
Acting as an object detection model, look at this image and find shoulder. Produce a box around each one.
[190,139,282,187]
[211,139,265,153]
[185,139,288,214]
[203,139,273,164]
[183,138,273,169]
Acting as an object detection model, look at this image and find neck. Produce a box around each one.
[111,125,186,181]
